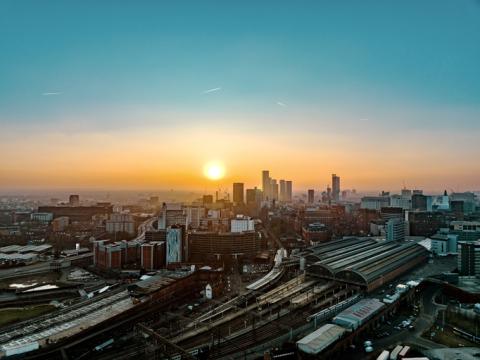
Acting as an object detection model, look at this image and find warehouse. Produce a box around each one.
[0,244,52,254]
[332,298,384,330]
[0,252,38,265]
[297,324,347,355]
[305,238,429,292]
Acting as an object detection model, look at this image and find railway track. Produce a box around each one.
[208,310,307,359]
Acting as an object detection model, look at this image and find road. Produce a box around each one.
[132,216,157,242]
[0,253,92,280]
[263,227,284,250]
[373,284,446,352]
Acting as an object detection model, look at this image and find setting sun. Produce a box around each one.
[203,162,225,181]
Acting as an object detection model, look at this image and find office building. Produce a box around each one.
[430,232,458,256]
[450,192,477,214]
[332,174,340,201]
[188,231,260,263]
[158,203,187,229]
[369,220,386,236]
[93,239,141,270]
[412,194,427,211]
[166,227,183,264]
[401,188,412,198]
[380,207,403,221]
[232,182,244,205]
[408,211,445,237]
[141,242,166,270]
[451,200,466,218]
[271,179,279,201]
[30,212,53,224]
[279,180,286,201]
[302,222,329,243]
[52,216,69,232]
[93,241,122,269]
[386,218,406,242]
[200,215,230,232]
[145,229,167,242]
[451,191,476,203]
[185,206,204,229]
[246,187,262,216]
[326,187,332,201]
[38,204,113,222]
[106,213,135,235]
[203,195,213,205]
[307,189,315,204]
[262,170,271,200]
[458,241,480,277]
[390,194,411,210]
[361,196,390,210]
[246,187,262,205]
[286,181,293,202]
[231,215,255,233]
[449,221,480,242]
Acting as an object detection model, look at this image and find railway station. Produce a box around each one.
[304,237,429,292]
[0,237,430,359]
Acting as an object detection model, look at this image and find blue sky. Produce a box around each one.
[1,1,479,190]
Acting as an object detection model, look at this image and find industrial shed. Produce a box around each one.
[332,298,384,330]
[297,323,347,355]
[306,238,429,292]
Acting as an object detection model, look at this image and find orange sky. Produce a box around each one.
[1,122,478,193]
[1,1,480,194]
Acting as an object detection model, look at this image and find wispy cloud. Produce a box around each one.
[42,92,62,96]
[276,101,287,107]
[202,87,221,94]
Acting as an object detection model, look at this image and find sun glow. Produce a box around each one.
[203,162,225,180]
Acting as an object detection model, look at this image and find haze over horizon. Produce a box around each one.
[1,1,480,192]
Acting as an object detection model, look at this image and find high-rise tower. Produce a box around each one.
[262,170,271,200]
[332,174,340,201]
[232,182,244,204]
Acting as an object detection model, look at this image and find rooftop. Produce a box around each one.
[297,324,347,355]
[306,238,429,289]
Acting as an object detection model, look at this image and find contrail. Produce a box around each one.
[276,101,287,107]
[42,92,62,96]
[202,87,221,94]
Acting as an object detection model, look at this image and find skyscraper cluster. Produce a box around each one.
[262,170,292,202]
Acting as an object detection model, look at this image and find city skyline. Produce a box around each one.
[1,1,480,191]
[2,2,480,359]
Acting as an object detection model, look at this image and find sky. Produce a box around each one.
[1,0,479,193]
